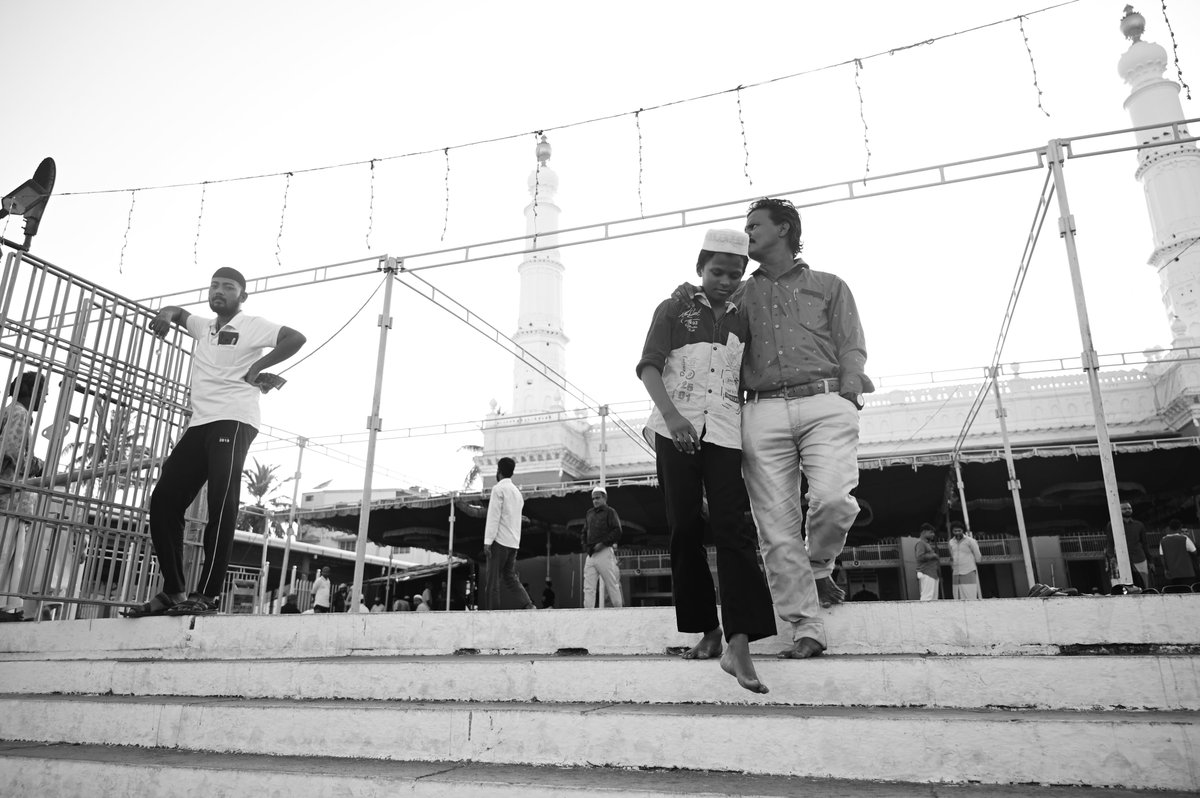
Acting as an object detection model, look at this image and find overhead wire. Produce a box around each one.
[951,168,1057,457]
[393,269,655,457]
[53,1,1082,199]
[276,273,388,376]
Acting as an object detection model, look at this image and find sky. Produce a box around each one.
[4,0,1197,499]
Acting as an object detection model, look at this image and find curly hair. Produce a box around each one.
[747,197,803,254]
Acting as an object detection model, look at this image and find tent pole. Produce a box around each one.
[352,259,397,612]
[991,368,1036,587]
[1046,139,1132,587]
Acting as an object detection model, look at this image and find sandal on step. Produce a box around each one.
[164,593,218,616]
[122,592,178,618]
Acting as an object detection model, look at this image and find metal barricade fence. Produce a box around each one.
[0,247,203,619]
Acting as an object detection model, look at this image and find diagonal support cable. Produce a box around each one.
[952,165,1056,458]
[395,269,654,457]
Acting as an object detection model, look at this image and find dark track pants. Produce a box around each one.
[149,420,256,597]
[656,433,776,643]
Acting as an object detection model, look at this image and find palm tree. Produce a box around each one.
[239,458,294,536]
[458,444,483,490]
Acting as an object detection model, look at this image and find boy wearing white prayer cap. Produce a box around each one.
[636,228,776,695]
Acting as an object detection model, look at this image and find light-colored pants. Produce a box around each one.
[583,546,624,608]
[1133,560,1150,589]
[953,580,982,600]
[918,572,940,601]
[742,393,860,646]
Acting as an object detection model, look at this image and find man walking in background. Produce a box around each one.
[483,457,535,610]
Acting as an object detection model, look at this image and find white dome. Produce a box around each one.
[1118,40,1169,87]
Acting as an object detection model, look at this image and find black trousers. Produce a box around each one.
[655,433,776,642]
[149,420,256,597]
[484,542,533,610]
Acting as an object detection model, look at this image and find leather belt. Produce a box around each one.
[745,378,839,402]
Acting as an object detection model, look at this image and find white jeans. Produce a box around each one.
[742,393,860,645]
[583,546,624,608]
[918,572,940,601]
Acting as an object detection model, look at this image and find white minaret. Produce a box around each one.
[512,135,569,413]
[1118,6,1200,346]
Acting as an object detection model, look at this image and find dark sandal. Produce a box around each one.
[164,593,218,616]
[122,592,177,618]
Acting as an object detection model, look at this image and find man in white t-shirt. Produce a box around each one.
[127,267,305,618]
[311,566,332,613]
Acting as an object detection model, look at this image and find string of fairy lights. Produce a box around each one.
[193,182,207,266]
[1019,15,1052,117]
[440,148,451,242]
[47,0,1170,273]
[366,160,376,250]
[1162,0,1191,99]
[853,59,871,181]
[735,86,753,187]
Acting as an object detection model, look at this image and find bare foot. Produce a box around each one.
[681,627,723,660]
[720,634,768,694]
[777,636,825,659]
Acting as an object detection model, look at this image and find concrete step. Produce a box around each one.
[2,652,1196,711]
[2,596,1197,661]
[2,742,1195,798]
[1,694,1196,791]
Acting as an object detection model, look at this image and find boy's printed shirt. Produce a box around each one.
[636,286,748,450]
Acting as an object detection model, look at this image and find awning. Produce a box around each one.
[304,437,1200,556]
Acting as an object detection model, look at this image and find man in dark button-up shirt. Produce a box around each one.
[738,197,873,659]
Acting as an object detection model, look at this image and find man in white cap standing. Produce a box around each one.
[581,486,624,608]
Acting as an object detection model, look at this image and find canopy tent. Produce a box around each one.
[305,482,675,559]
[304,438,1200,558]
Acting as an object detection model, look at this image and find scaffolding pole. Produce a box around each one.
[991,369,1036,588]
[351,258,397,611]
[258,509,271,614]
[278,436,306,601]
[1046,139,1132,586]
[952,456,972,532]
[598,404,609,486]
[446,493,456,611]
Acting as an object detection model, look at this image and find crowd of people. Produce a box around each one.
[302,565,437,614]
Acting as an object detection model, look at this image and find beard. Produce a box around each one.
[209,296,241,314]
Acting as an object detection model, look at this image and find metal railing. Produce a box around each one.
[0,248,202,619]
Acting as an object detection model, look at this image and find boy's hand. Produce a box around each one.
[664,411,700,454]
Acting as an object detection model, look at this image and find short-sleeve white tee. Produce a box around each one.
[185,312,282,429]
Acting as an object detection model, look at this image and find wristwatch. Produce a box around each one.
[841,392,864,410]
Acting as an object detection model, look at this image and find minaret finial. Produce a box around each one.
[536,134,551,165]
[1120,5,1145,42]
